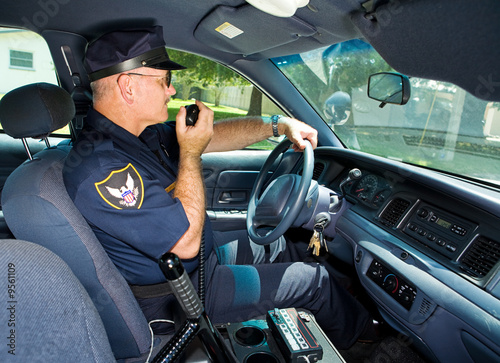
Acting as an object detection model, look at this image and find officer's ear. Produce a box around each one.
[116,74,134,105]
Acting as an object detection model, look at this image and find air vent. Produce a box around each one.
[299,162,324,180]
[379,198,411,227]
[312,163,325,180]
[418,298,433,316]
[460,236,500,278]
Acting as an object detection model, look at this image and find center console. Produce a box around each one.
[156,252,345,363]
[219,308,344,363]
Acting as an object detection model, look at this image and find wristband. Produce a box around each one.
[271,115,281,137]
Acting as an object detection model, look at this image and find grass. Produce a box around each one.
[168,99,276,150]
[168,99,250,122]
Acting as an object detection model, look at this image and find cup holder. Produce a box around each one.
[234,326,266,347]
[244,352,279,363]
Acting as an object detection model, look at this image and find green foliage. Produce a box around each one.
[166,99,275,150]
[276,40,393,110]
[167,99,247,122]
[168,49,251,106]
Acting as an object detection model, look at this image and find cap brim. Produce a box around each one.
[148,59,186,71]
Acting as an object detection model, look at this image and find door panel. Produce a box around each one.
[202,148,305,232]
[202,150,271,232]
[203,150,271,211]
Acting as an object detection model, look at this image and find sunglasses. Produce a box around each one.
[124,71,172,88]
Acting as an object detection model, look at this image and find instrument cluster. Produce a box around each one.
[346,172,393,208]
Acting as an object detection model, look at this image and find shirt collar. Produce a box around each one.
[86,108,158,156]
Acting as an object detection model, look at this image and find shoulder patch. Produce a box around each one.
[95,163,144,210]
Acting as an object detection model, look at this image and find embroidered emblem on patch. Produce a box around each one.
[95,163,144,210]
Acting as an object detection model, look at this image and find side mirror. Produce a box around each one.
[368,72,411,108]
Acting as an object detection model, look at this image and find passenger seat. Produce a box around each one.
[0,83,161,360]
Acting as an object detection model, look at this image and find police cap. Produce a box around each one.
[85,26,185,82]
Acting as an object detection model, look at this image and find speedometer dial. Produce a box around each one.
[354,174,378,201]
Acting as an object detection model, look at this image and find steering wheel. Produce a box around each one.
[246,138,314,245]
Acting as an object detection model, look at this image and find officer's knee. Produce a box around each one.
[275,262,328,301]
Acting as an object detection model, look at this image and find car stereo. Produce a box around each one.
[402,202,477,259]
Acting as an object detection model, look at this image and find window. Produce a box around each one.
[0,27,68,136]
[167,48,283,150]
[274,39,500,186]
[1,27,57,95]
[10,50,33,69]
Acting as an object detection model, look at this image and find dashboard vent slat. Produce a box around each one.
[460,236,500,278]
[418,298,433,316]
[312,162,324,180]
[379,198,411,227]
[300,162,324,180]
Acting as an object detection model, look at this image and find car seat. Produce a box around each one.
[0,238,116,362]
[0,83,157,360]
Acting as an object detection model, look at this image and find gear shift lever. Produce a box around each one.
[339,168,362,198]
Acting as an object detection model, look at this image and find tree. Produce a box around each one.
[246,87,263,116]
[167,49,205,100]
[168,49,250,106]
[275,40,393,109]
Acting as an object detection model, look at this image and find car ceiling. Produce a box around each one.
[1,0,499,101]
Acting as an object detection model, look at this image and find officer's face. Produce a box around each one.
[132,69,176,125]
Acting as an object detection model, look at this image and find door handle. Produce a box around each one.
[219,191,246,203]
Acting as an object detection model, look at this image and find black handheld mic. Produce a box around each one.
[185,104,199,126]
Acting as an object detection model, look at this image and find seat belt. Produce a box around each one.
[129,281,172,299]
[61,45,92,139]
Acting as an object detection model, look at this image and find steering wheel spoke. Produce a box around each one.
[246,139,314,245]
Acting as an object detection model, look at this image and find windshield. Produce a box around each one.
[272,39,500,186]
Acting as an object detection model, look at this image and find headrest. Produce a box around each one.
[0,83,75,139]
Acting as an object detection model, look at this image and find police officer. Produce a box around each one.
[63,26,373,350]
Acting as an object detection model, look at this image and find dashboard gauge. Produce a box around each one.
[372,188,392,207]
[354,174,378,201]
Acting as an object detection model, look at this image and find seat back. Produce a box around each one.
[0,239,116,362]
[0,83,151,359]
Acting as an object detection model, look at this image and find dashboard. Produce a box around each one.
[307,147,500,363]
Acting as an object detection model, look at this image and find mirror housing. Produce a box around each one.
[368,72,411,108]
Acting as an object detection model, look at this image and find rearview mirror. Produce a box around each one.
[368,72,410,108]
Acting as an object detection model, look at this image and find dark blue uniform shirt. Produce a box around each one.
[63,108,213,285]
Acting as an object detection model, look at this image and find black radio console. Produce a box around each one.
[402,202,476,259]
[267,308,323,362]
[222,308,345,363]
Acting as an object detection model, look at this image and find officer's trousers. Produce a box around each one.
[138,230,370,350]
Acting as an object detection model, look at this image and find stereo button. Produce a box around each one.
[446,244,457,253]
[436,239,446,247]
[417,208,429,218]
[417,228,427,236]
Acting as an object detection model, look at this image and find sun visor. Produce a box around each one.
[194,5,317,56]
[351,0,500,102]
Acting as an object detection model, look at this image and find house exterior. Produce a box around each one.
[0,28,57,97]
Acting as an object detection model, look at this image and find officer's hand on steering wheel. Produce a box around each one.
[279,117,318,152]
